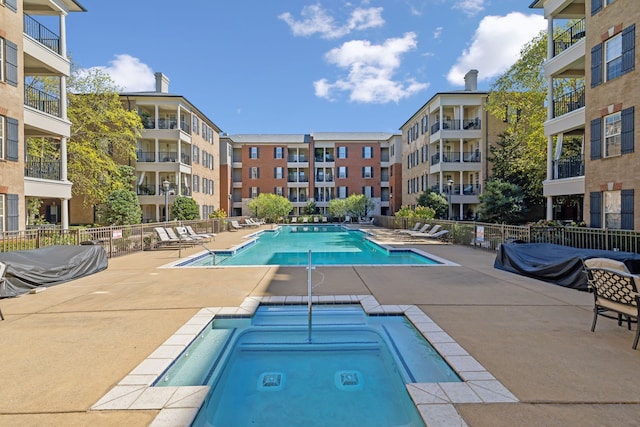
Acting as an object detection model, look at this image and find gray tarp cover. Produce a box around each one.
[0,245,108,297]
[494,242,640,291]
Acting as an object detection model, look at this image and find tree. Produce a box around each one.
[328,198,348,220]
[247,193,292,223]
[478,179,526,224]
[208,209,227,219]
[98,189,142,225]
[417,191,448,219]
[66,68,142,207]
[172,196,200,220]
[303,201,317,215]
[345,194,374,219]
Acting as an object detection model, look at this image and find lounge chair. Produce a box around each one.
[154,227,181,247]
[302,217,309,223]
[321,216,328,223]
[313,217,320,223]
[291,217,298,223]
[229,220,246,231]
[166,227,196,245]
[242,218,259,227]
[185,225,216,241]
[584,265,640,349]
[396,222,422,234]
[359,218,375,225]
[403,224,432,236]
[176,226,205,241]
[412,229,450,240]
[249,218,265,225]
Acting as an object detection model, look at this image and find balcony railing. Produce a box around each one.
[553,18,586,56]
[23,14,60,54]
[159,151,178,162]
[288,176,309,183]
[137,184,156,196]
[136,151,156,162]
[24,86,61,117]
[553,155,584,179]
[24,158,61,180]
[314,155,335,162]
[553,88,585,118]
[287,155,308,162]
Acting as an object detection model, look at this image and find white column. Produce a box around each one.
[61,198,69,230]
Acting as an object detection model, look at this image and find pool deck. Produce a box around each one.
[1,225,639,426]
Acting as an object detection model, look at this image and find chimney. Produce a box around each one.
[464,69,478,91]
[155,72,170,93]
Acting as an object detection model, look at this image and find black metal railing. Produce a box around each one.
[23,14,60,54]
[24,86,61,117]
[553,87,585,118]
[136,151,156,162]
[24,158,61,180]
[553,155,584,179]
[553,18,586,56]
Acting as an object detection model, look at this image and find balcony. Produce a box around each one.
[288,154,309,162]
[24,158,61,180]
[553,19,585,57]
[553,155,584,180]
[24,14,60,54]
[24,86,61,118]
[137,151,156,162]
[553,88,585,118]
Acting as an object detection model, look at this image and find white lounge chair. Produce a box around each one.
[404,224,432,236]
[185,225,216,241]
[396,222,422,234]
[166,227,196,244]
[154,227,181,247]
[412,228,450,240]
[321,216,328,223]
[229,220,245,231]
[291,217,298,223]
[176,226,205,241]
[359,217,375,225]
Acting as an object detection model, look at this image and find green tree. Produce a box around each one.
[67,68,142,207]
[247,193,293,223]
[328,198,348,220]
[303,201,317,215]
[478,179,526,224]
[208,209,227,219]
[98,189,142,225]
[171,197,200,220]
[394,206,414,217]
[417,191,448,219]
[345,194,374,219]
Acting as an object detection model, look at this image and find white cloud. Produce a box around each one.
[452,0,485,17]
[446,12,546,86]
[279,4,384,39]
[87,54,155,92]
[433,26,443,39]
[314,32,428,103]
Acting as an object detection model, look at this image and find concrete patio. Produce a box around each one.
[0,226,638,427]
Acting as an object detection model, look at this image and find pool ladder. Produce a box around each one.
[307,250,314,343]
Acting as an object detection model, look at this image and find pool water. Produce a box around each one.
[156,305,460,426]
[181,225,439,266]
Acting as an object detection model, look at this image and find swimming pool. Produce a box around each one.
[156,304,460,426]
[178,225,443,267]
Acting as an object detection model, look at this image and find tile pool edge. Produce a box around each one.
[91,295,517,426]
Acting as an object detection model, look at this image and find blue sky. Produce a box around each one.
[66,1,545,134]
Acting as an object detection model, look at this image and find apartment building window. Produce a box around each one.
[0,39,3,82]
[250,167,260,179]
[274,147,284,159]
[274,167,284,179]
[249,146,259,159]
[337,146,348,159]
[193,175,200,192]
[591,25,635,87]
[208,153,214,169]
[590,107,634,159]
[250,187,260,198]
[363,186,373,198]
[338,187,348,198]
[274,187,284,196]
[192,115,200,135]
[192,146,199,164]
[362,166,373,178]
[0,116,4,159]
[590,189,634,229]
[337,166,348,178]
[0,194,4,232]
[604,112,621,157]
[604,190,621,229]
[362,146,373,159]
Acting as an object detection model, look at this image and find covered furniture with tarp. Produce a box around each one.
[0,245,108,298]
[494,242,640,291]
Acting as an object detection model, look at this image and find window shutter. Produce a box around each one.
[362,166,365,177]
[590,118,602,160]
[621,107,634,154]
[257,168,260,178]
[6,117,19,161]
[621,189,634,230]
[6,194,19,231]
[6,0,17,12]
[589,192,602,228]
[591,44,602,88]
[6,40,18,87]
[345,147,348,158]
[591,0,602,15]
[621,25,635,75]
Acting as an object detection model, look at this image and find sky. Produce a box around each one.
[64,0,546,135]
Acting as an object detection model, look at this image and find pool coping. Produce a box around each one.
[91,295,518,426]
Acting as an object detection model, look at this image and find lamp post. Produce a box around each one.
[163,180,170,224]
[447,179,454,220]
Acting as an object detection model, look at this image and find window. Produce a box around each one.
[0,194,4,232]
[337,146,348,159]
[363,186,373,198]
[274,147,284,159]
[0,116,4,159]
[362,146,373,159]
[274,187,284,196]
[0,39,3,82]
[192,175,200,192]
[250,167,260,179]
[338,187,348,198]
[249,146,259,159]
[604,112,621,157]
[274,167,283,179]
[362,166,373,178]
[192,146,199,164]
[337,166,348,179]
[604,190,621,229]
[605,34,622,81]
[250,187,259,198]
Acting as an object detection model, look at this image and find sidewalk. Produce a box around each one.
[0,227,638,426]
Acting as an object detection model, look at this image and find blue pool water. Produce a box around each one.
[155,305,460,427]
[180,225,439,266]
